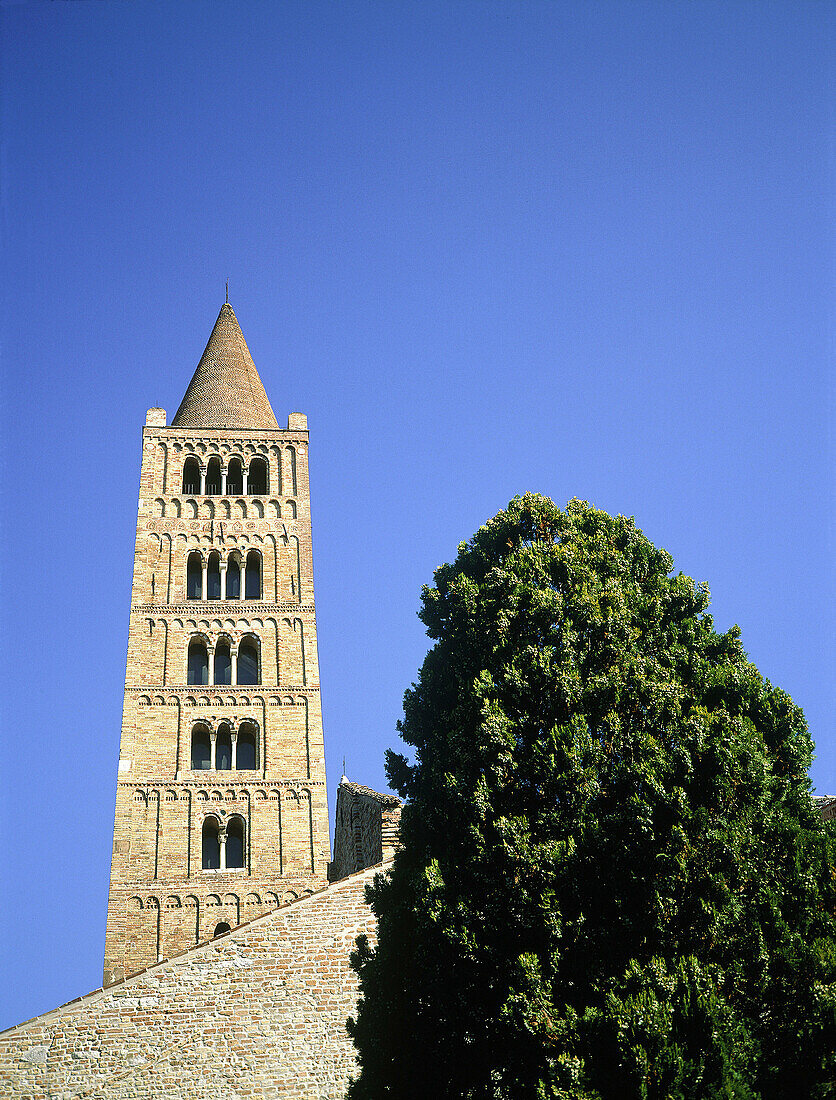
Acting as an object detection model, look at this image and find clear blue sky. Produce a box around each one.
[0,1,832,1032]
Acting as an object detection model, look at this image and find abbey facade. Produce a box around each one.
[0,302,399,1098]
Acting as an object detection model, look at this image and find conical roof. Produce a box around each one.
[171,303,279,430]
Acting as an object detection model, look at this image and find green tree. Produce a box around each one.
[347,495,835,1100]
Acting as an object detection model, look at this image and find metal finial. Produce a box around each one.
[225,279,229,304]
[343,756,346,775]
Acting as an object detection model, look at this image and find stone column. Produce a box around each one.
[208,646,216,686]
[200,467,206,495]
[220,563,227,600]
[230,732,238,771]
[201,561,208,602]
[242,467,248,496]
[218,830,227,871]
[209,731,217,771]
[231,649,238,685]
[221,469,227,496]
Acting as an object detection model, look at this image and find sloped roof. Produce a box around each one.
[338,777,402,806]
[171,303,279,430]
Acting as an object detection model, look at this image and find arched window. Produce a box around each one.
[182,456,201,495]
[248,457,268,495]
[227,816,245,869]
[205,456,222,496]
[187,639,209,686]
[186,552,202,600]
[214,639,231,685]
[213,922,231,937]
[245,551,261,600]
[190,726,211,770]
[207,551,221,600]
[237,638,259,686]
[202,817,221,869]
[226,556,241,599]
[226,456,243,496]
[216,724,232,770]
[236,725,257,770]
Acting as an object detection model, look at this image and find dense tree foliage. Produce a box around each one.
[347,495,835,1100]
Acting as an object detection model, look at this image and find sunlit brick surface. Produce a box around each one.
[104,307,331,986]
[0,865,382,1099]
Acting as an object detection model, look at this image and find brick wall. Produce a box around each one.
[0,863,385,1099]
[330,780,401,882]
[106,410,332,985]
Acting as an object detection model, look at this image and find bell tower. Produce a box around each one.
[104,302,330,986]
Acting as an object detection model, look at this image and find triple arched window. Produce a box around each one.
[180,455,270,496]
[190,722,259,771]
[186,635,260,685]
[185,550,261,601]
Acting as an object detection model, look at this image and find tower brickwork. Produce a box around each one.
[103,303,330,986]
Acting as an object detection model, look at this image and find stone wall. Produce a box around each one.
[0,863,386,1099]
[815,796,836,823]
[330,780,401,882]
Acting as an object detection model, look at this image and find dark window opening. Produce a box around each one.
[202,818,220,869]
[191,728,211,770]
[215,641,231,685]
[248,457,268,495]
[227,817,245,869]
[186,552,202,600]
[237,728,257,770]
[238,639,259,686]
[245,551,261,600]
[213,922,231,937]
[207,553,221,600]
[188,640,209,686]
[205,457,222,496]
[216,725,232,770]
[226,457,243,496]
[183,457,201,495]
[226,558,241,599]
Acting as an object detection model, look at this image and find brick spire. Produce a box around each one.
[171,303,279,429]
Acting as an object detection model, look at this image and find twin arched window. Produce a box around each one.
[186,636,260,686]
[180,455,270,496]
[202,815,246,870]
[185,551,260,601]
[190,723,258,771]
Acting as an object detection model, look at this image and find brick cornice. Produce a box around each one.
[132,602,315,614]
[124,685,320,695]
[118,779,326,788]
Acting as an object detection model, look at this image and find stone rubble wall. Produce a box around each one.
[329,782,402,882]
[0,863,386,1099]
